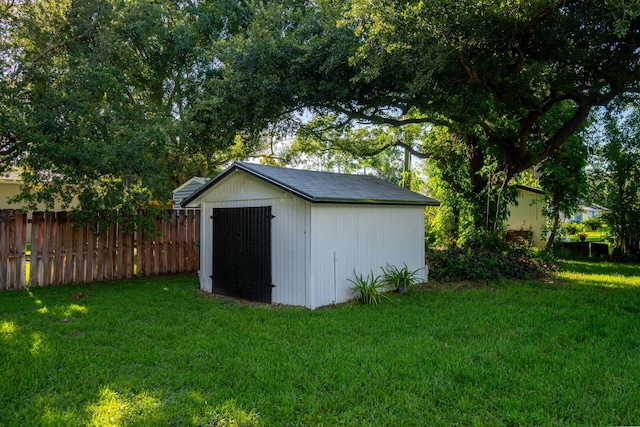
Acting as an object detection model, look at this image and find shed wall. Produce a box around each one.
[507,189,547,246]
[308,204,426,309]
[198,171,309,306]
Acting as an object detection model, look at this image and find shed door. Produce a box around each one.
[211,206,272,303]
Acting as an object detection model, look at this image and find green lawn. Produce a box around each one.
[1,264,640,426]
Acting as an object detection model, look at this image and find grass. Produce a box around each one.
[568,230,609,243]
[567,224,610,243]
[1,264,640,426]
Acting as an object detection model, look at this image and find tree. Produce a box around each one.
[208,0,640,231]
[538,136,588,248]
[588,107,640,259]
[0,0,253,225]
[283,115,425,188]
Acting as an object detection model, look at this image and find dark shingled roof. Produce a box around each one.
[184,162,440,207]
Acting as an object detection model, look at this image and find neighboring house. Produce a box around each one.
[184,162,439,309]
[0,170,77,212]
[0,170,26,210]
[561,203,607,222]
[172,177,210,210]
[506,185,547,246]
[0,170,78,244]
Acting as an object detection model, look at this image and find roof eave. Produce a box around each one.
[311,197,439,206]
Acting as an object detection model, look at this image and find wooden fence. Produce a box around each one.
[0,209,200,291]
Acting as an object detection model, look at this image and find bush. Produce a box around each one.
[564,222,580,235]
[582,217,603,231]
[426,231,555,282]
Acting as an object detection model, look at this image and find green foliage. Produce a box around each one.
[348,270,389,304]
[587,107,640,260]
[209,0,640,238]
[539,128,589,248]
[426,231,553,282]
[0,0,260,224]
[564,222,580,235]
[582,217,604,231]
[283,114,428,192]
[380,263,422,293]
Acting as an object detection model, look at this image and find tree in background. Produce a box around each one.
[209,0,640,235]
[538,136,588,248]
[281,115,427,189]
[587,107,640,259]
[0,0,256,226]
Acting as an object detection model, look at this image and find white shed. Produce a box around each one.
[183,162,439,309]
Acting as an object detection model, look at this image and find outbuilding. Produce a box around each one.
[183,162,439,309]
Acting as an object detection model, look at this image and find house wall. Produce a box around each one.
[0,181,23,210]
[197,170,310,307]
[0,180,76,244]
[507,188,547,246]
[308,204,426,309]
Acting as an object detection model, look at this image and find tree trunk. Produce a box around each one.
[546,211,561,249]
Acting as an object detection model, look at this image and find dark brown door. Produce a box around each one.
[211,206,272,303]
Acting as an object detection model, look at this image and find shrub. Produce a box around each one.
[564,222,580,235]
[425,231,555,282]
[582,217,603,231]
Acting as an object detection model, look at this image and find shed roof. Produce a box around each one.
[516,184,545,195]
[184,162,439,207]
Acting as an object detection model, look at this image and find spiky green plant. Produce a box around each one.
[348,270,388,304]
[380,263,422,293]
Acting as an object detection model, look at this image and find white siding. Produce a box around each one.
[507,189,547,246]
[308,204,426,309]
[198,171,309,307]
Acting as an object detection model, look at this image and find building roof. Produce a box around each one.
[172,176,210,194]
[173,177,211,209]
[515,184,545,195]
[184,162,440,207]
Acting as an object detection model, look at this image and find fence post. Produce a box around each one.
[0,210,25,289]
[14,210,27,289]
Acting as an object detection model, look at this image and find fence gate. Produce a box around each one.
[211,206,272,303]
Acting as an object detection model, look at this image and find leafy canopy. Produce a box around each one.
[211,0,640,231]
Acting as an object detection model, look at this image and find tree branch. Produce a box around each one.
[508,0,578,74]
[459,53,481,83]
[330,103,452,128]
[32,26,96,64]
[393,141,429,159]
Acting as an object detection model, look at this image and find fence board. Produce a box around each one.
[0,209,200,291]
[0,210,27,290]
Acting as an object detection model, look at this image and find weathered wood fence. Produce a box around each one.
[0,209,200,291]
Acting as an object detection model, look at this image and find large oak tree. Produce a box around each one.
[208,0,640,230]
